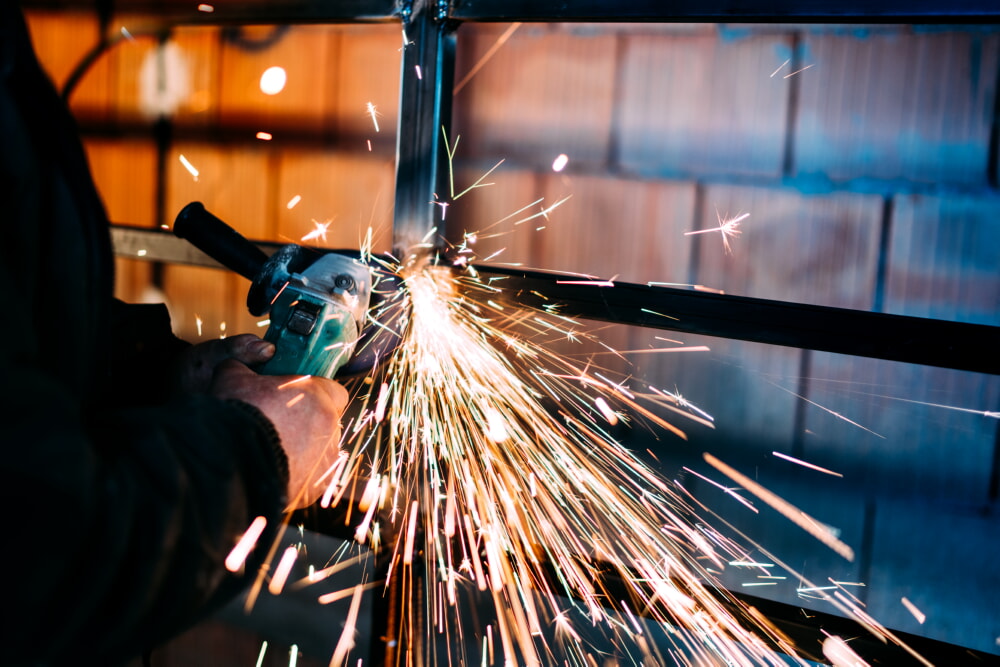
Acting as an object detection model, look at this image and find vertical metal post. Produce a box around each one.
[371,2,456,666]
[391,0,456,256]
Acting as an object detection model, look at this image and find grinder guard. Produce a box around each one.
[173,201,406,379]
[253,251,371,378]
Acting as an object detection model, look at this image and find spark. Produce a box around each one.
[195,314,203,337]
[288,644,298,667]
[640,308,679,321]
[594,396,619,425]
[552,153,569,172]
[366,139,372,151]
[329,585,365,666]
[256,131,273,141]
[197,3,214,12]
[224,515,267,572]
[286,195,301,209]
[772,450,844,477]
[285,393,305,408]
[178,154,199,181]
[822,635,870,667]
[245,172,923,665]
[366,102,381,132]
[120,26,134,41]
[867,393,1000,419]
[704,453,855,561]
[770,383,885,439]
[901,597,926,624]
[784,64,815,79]
[255,642,268,667]
[301,219,331,243]
[453,22,522,95]
[556,279,614,287]
[136,249,147,257]
[415,65,423,80]
[770,58,790,78]
[268,546,298,595]
[685,209,748,254]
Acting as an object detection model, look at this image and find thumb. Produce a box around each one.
[222,334,276,365]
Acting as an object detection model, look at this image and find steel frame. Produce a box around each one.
[47,0,998,662]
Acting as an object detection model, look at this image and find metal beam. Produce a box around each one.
[473,264,1000,375]
[448,0,1000,22]
[391,0,456,256]
[20,0,399,24]
[110,226,1000,375]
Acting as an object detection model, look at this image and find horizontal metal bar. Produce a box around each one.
[20,0,399,23]
[111,226,1000,374]
[448,0,1000,22]
[474,265,1000,375]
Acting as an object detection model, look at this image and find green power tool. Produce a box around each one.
[173,202,406,378]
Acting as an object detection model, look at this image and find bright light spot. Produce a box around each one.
[224,516,268,572]
[260,66,287,95]
[120,26,134,41]
[256,131,273,141]
[286,195,301,209]
[178,154,199,181]
[485,407,507,442]
[267,546,299,595]
[552,153,569,172]
[198,3,215,12]
[136,249,147,257]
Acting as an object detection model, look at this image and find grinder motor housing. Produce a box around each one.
[173,202,403,379]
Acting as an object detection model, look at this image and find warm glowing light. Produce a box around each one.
[178,154,199,181]
[551,153,569,172]
[259,66,287,95]
[256,131,273,141]
[286,195,302,209]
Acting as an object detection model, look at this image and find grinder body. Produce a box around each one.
[253,250,371,378]
[173,202,403,379]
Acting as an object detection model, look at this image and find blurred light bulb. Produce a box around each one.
[260,66,287,95]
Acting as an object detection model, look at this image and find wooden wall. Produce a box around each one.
[24,9,1000,660]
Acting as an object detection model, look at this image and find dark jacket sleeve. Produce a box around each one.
[0,5,289,665]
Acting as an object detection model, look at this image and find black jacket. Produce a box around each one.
[0,6,289,664]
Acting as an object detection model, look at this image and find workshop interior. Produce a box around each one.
[19,0,1000,665]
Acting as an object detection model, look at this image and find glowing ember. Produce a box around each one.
[178,154,199,181]
[225,516,267,572]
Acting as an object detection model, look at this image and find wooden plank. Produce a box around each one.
[164,143,274,338]
[330,24,402,141]
[84,138,159,304]
[617,30,791,178]
[794,29,1000,186]
[23,10,112,119]
[696,184,883,309]
[218,24,338,133]
[452,23,617,169]
[886,194,1000,326]
[275,150,396,254]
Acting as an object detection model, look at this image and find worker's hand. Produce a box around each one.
[208,359,349,510]
[172,334,276,396]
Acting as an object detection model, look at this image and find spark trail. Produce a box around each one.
[314,253,806,665]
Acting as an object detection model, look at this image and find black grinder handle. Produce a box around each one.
[172,202,268,281]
